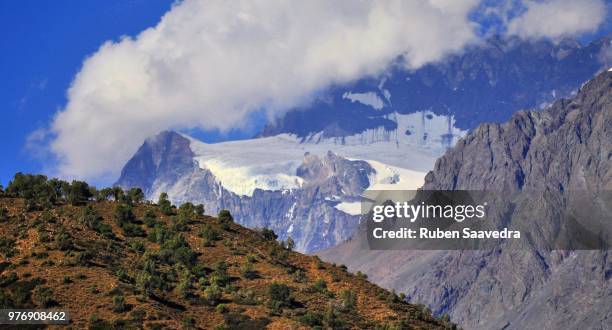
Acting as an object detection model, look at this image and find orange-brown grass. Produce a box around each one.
[0,197,450,329]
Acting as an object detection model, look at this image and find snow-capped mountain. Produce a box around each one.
[116,35,610,253]
[116,110,460,252]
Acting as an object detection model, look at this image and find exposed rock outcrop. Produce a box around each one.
[319,70,612,329]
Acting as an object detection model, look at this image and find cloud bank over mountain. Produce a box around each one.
[507,0,607,39]
[45,0,607,180]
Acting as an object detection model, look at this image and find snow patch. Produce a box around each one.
[342,91,385,110]
[334,201,362,216]
[365,159,427,191]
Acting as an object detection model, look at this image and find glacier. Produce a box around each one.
[185,110,465,198]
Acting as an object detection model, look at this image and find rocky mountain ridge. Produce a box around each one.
[319,70,612,329]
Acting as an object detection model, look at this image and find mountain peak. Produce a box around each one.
[115,130,195,195]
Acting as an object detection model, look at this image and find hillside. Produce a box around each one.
[0,182,453,329]
[319,70,611,329]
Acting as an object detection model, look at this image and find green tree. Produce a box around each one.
[112,187,125,202]
[195,204,205,216]
[127,188,145,204]
[97,187,114,201]
[67,180,93,205]
[178,202,195,217]
[261,228,277,241]
[158,192,173,215]
[285,237,295,251]
[218,209,233,230]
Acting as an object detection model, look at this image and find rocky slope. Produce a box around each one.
[0,193,452,329]
[319,70,612,329]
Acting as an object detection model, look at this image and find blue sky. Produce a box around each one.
[0,0,175,186]
[1,0,610,187]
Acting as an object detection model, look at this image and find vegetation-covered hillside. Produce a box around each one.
[0,174,453,329]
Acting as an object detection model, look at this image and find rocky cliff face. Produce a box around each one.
[319,70,612,329]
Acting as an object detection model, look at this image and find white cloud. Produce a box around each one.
[507,0,607,39]
[49,0,481,180]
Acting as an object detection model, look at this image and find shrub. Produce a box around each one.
[182,316,196,328]
[33,287,55,307]
[210,262,230,287]
[114,204,135,226]
[261,228,277,241]
[122,222,145,237]
[241,261,257,280]
[267,283,291,307]
[54,227,73,251]
[71,251,92,266]
[115,268,131,283]
[215,304,229,314]
[158,234,197,266]
[135,271,153,296]
[324,305,346,328]
[339,289,357,312]
[292,269,306,283]
[176,277,191,299]
[203,284,222,306]
[0,208,8,222]
[311,279,327,293]
[0,238,16,257]
[199,225,219,245]
[79,206,102,229]
[172,214,189,232]
[299,311,324,327]
[232,289,257,305]
[112,294,128,313]
[128,239,145,252]
[223,313,270,329]
[143,210,157,228]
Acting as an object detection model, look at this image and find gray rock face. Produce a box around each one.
[116,131,195,195]
[116,140,369,252]
[319,70,612,329]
